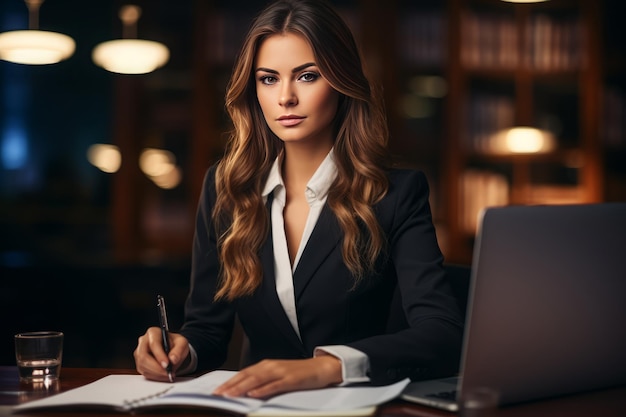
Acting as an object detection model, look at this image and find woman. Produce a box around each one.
[134,0,463,398]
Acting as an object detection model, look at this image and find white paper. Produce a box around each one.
[13,370,410,416]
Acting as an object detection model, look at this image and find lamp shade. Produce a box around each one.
[0,29,75,65]
[92,38,169,74]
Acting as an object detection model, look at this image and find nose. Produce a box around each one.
[279,82,297,107]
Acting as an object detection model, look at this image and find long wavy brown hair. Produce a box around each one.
[213,0,391,301]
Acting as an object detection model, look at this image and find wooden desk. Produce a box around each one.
[1,367,625,416]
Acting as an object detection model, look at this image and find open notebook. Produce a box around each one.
[401,203,626,411]
[13,370,409,416]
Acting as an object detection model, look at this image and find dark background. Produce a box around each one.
[1,0,204,368]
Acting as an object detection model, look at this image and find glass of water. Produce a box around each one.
[15,331,64,383]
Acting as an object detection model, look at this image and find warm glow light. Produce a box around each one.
[139,148,176,177]
[92,5,169,75]
[489,127,556,154]
[92,39,169,74]
[0,30,75,64]
[87,144,121,173]
[151,165,182,189]
[139,148,181,189]
[0,0,75,65]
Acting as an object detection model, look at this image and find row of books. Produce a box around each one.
[459,169,587,234]
[460,12,518,70]
[526,14,584,71]
[460,12,583,71]
[459,170,509,234]
[396,9,583,71]
[464,94,515,154]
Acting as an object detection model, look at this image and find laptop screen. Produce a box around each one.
[460,203,626,405]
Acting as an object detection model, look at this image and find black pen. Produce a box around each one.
[157,294,174,382]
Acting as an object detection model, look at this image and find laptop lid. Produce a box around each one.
[459,203,626,405]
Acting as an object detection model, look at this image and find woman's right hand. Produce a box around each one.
[134,326,190,381]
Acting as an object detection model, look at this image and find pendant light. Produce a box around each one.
[0,0,75,65]
[92,5,169,75]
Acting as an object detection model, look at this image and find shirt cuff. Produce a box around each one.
[314,345,370,386]
[176,344,198,375]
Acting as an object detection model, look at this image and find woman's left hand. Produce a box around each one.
[213,356,343,398]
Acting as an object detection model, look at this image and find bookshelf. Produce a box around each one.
[438,0,604,263]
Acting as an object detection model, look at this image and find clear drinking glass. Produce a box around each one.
[15,331,64,383]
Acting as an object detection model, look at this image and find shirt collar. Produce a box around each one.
[261,149,337,203]
[262,154,284,199]
[306,148,337,202]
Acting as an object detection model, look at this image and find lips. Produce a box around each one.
[277,115,305,127]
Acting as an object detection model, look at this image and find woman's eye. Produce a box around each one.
[299,72,319,82]
[259,75,277,85]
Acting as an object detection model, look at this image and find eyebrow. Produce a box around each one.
[255,62,316,74]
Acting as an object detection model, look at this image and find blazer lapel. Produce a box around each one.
[257,194,304,351]
[292,204,342,298]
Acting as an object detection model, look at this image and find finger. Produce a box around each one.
[214,366,277,397]
[134,328,171,382]
[243,364,311,398]
[224,357,341,398]
[134,336,165,380]
[213,371,252,395]
[146,327,172,370]
[246,377,291,398]
[168,334,190,371]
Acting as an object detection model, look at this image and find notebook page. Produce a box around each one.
[249,406,377,416]
[262,378,410,411]
[151,370,264,413]
[13,375,172,411]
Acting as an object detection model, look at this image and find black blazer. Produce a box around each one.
[181,166,463,385]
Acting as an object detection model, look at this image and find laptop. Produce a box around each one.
[401,203,626,411]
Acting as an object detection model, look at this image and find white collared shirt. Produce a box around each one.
[261,150,337,336]
[261,149,369,384]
